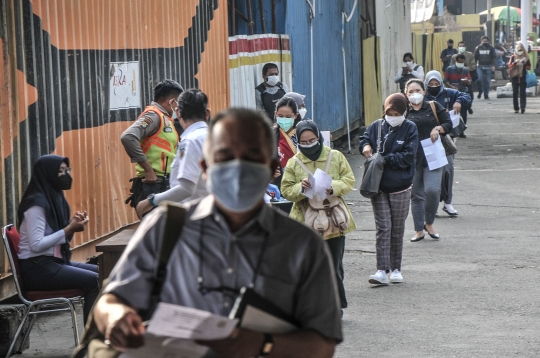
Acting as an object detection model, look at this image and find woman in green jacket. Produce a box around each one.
[281,120,356,312]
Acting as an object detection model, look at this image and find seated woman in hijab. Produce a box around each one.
[17,155,99,323]
[281,120,356,314]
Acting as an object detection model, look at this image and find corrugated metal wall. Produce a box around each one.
[229,34,292,109]
[285,0,362,133]
[0,0,229,286]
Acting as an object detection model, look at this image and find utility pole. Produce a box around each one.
[521,0,532,46]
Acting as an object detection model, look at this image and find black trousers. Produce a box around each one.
[511,77,527,111]
[20,256,99,323]
[325,236,347,309]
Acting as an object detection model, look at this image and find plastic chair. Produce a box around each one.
[2,224,84,357]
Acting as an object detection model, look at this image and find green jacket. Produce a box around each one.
[281,146,357,239]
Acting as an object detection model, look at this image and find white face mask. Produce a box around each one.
[299,108,307,119]
[456,63,465,69]
[266,75,279,86]
[458,47,466,53]
[406,61,413,66]
[408,93,424,105]
[385,114,406,127]
[516,50,524,56]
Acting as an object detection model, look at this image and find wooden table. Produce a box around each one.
[96,229,135,287]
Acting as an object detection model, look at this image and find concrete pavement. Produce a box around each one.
[10,90,540,357]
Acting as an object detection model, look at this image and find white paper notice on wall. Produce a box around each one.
[110,61,141,110]
[321,131,331,147]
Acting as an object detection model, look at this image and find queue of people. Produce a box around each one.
[12,42,535,355]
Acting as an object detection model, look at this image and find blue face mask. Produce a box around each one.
[206,159,272,213]
[276,117,295,132]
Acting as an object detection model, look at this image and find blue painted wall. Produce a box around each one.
[230,0,363,133]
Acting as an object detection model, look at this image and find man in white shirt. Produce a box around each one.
[136,89,210,218]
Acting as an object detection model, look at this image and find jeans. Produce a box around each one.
[20,256,99,323]
[411,165,443,232]
[511,77,527,111]
[325,236,347,309]
[479,67,492,98]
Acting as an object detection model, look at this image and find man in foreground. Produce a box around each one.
[94,108,342,358]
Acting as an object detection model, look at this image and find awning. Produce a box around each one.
[411,0,436,23]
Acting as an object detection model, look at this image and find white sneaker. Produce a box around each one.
[369,270,389,285]
[389,269,403,283]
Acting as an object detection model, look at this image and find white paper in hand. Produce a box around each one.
[421,137,448,170]
[313,169,332,199]
[449,110,461,128]
[303,173,316,199]
[146,303,238,340]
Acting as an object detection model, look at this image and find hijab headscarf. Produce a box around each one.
[295,120,324,161]
[17,155,73,263]
[513,43,530,76]
[424,70,444,98]
[383,93,408,116]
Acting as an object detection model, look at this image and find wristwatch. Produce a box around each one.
[258,333,274,357]
[147,193,157,207]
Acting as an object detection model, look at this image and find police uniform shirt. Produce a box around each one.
[168,121,208,201]
[104,195,343,343]
[120,102,172,163]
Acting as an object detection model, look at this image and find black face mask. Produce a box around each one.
[448,45,453,49]
[427,86,441,96]
[53,174,73,191]
[482,43,489,47]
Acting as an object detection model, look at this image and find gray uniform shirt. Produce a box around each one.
[255,82,290,111]
[104,195,342,342]
[120,102,172,163]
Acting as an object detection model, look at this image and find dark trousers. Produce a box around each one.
[20,256,99,323]
[325,236,347,309]
[511,77,527,111]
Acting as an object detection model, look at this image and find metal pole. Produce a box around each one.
[272,0,277,34]
[231,0,236,36]
[246,0,254,35]
[521,0,532,46]
[506,0,510,45]
[258,0,266,34]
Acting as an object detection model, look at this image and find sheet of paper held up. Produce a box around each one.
[304,169,332,199]
[421,137,448,170]
[120,303,238,358]
[449,110,460,128]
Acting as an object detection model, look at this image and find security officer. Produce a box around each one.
[255,62,289,121]
[122,79,184,208]
[135,89,210,218]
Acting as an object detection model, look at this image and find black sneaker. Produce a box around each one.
[458,133,467,138]
[477,93,482,99]
[468,108,473,115]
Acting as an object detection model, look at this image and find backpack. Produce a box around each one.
[294,150,350,238]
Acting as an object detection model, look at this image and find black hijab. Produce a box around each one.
[17,155,73,262]
[295,120,324,161]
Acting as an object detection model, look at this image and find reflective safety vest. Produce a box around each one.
[135,105,179,178]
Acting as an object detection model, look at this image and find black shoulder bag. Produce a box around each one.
[360,119,385,198]
[72,203,186,358]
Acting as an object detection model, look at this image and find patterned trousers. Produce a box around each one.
[370,187,412,272]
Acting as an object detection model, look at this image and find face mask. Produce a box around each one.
[482,42,489,47]
[408,93,424,105]
[458,47,466,53]
[54,174,73,191]
[266,75,279,86]
[406,61,413,66]
[456,63,465,69]
[298,140,320,156]
[385,114,406,127]
[448,45,453,49]
[427,86,441,96]
[299,108,307,119]
[206,159,271,213]
[276,117,295,132]
[516,50,524,56]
